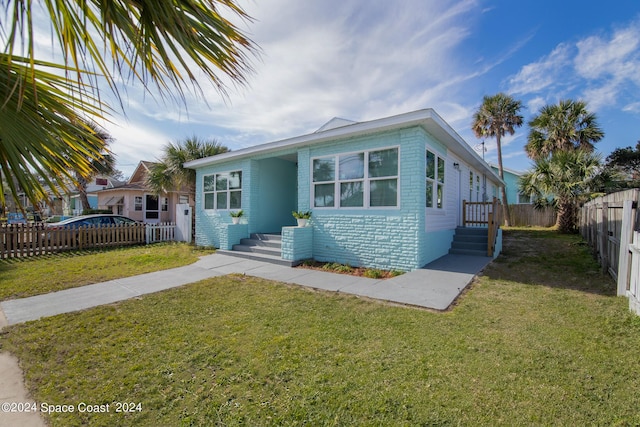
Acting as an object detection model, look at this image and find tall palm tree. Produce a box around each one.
[525,100,604,160]
[146,137,229,195]
[472,93,523,226]
[73,121,116,212]
[520,150,602,233]
[1,0,256,210]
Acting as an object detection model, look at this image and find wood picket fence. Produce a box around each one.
[579,189,640,315]
[0,222,176,259]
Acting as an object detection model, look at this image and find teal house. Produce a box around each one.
[490,164,531,205]
[185,109,504,271]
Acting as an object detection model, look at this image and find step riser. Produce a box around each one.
[239,238,281,249]
[451,242,486,251]
[452,236,487,244]
[217,250,296,267]
[250,233,282,242]
[449,248,488,256]
[233,244,281,256]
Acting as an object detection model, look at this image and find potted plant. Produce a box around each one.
[229,210,244,224]
[292,211,311,227]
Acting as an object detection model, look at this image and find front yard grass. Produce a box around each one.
[0,243,214,300]
[2,228,640,426]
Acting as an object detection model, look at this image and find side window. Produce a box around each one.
[426,150,445,209]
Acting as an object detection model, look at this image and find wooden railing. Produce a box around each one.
[0,222,176,259]
[463,198,502,256]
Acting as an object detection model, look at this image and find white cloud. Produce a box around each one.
[527,96,546,114]
[188,0,484,140]
[623,102,640,113]
[507,43,572,95]
[508,19,640,113]
[574,24,640,79]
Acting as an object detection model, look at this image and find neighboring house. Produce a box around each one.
[68,175,124,215]
[490,164,532,204]
[185,109,505,271]
[96,161,193,223]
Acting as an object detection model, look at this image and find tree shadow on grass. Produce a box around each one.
[482,228,616,296]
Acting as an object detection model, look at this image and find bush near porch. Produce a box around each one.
[1,229,640,426]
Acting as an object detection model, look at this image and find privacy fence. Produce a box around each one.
[508,204,556,227]
[0,222,176,259]
[579,189,640,315]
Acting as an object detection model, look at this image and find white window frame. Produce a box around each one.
[311,146,400,210]
[203,171,242,211]
[426,149,445,209]
[134,196,143,211]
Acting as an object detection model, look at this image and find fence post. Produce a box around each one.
[462,200,467,227]
[600,203,609,273]
[617,200,636,296]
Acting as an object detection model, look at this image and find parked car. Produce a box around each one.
[45,214,138,229]
[6,212,27,224]
[44,214,139,246]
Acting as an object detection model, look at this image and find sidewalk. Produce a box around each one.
[1,253,492,326]
[0,252,491,427]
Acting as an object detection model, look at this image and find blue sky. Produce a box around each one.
[98,0,640,178]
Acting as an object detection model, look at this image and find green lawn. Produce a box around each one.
[0,243,214,300]
[2,229,640,426]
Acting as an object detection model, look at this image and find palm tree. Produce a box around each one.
[146,137,230,195]
[525,100,604,160]
[520,150,602,233]
[73,121,116,212]
[1,0,256,210]
[472,93,523,226]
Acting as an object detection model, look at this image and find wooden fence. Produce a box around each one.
[508,205,557,227]
[579,189,640,315]
[0,222,176,259]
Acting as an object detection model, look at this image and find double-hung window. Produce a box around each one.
[312,147,399,208]
[203,171,242,210]
[426,150,445,209]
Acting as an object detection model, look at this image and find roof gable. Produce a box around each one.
[128,161,157,184]
[315,117,357,132]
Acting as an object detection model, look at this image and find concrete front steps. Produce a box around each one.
[449,227,489,256]
[217,233,297,267]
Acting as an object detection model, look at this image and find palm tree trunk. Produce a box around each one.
[496,134,511,226]
[76,175,91,213]
[556,199,577,233]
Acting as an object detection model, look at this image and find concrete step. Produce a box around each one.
[449,248,488,256]
[450,241,487,251]
[250,233,282,242]
[239,237,281,249]
[216,249,297,267]
[232,243,281,256]
[452,234,487,244]
[449,227,489,256]
[454,226,488,236]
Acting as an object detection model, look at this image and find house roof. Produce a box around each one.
[489,163,527,177]
[184,109,504,185]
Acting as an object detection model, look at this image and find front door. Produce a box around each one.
[144,194,160,224]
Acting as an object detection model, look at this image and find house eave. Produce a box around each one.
[184,108,503,186]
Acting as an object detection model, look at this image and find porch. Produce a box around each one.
[217,198,504,267]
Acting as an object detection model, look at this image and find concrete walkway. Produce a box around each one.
[1,253,492,326]
[0,252,491,427]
